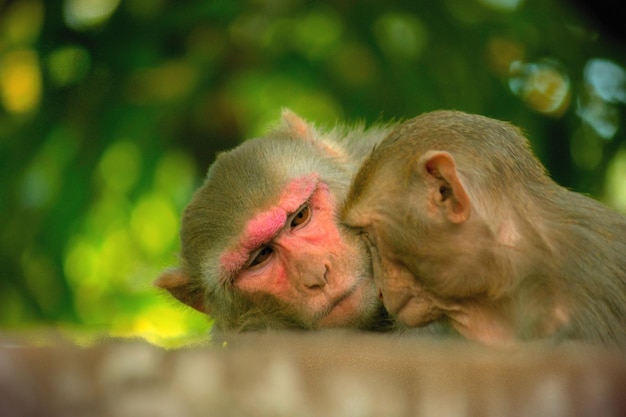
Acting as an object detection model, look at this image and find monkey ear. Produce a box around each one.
[417,151,471,224]
[154,268,210,314]
[281,108,314,140]
[280,108,347,160]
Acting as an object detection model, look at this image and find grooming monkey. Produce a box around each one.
[343,110,626,348]
[155,110,397,331]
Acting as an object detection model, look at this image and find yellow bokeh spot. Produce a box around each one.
[98,140,142,194]
[100,229,137,286]
[131,193,179,257]
[0,49,42,114]
[604,146,626,214]
[64,237,106,296]
[111,303,212,348]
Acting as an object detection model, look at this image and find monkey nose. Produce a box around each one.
[303,278,325,290]
[302,266,328,290]
[378,289,384,301]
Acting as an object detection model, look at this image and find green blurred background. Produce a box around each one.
[1,0,625,346]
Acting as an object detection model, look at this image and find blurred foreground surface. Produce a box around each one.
[1,331,625,417]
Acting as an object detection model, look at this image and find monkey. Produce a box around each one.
[342,110,626,349]
[155,109,398,332]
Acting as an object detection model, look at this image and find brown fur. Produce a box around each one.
[156,110,395,332]
[343,110,626,349]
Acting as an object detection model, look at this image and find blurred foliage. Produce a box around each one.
[0,0,624,346]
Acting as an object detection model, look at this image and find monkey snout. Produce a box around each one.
[378,289,384,301]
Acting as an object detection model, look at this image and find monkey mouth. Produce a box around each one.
[313,284,360,326]
[330,287,356,311]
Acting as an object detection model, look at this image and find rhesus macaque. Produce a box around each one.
[343,110,626,348]
[155,109,396,331]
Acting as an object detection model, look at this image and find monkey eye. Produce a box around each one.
[360,230,376,247]
[248,246,273,268]
[289,203,312,228]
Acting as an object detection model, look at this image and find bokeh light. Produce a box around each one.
[47,46,92,87]
[585,59,626,104]
[64,0,121,30]
[98,141,143,194]
[577,58,626,140]
[604,146,626,213]
[478,0,524,12]
[374,13,427,62]
[508,59,571,116]
[1,0,44,45]
[0,49,42,114]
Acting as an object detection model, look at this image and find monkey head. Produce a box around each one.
[342,110,551,338]
[156,110,386,332]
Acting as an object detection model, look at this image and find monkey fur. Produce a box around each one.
[343,110,626,349]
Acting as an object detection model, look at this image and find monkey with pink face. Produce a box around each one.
[156,110,398,331]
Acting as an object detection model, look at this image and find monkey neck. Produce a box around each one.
[481,189,556,273]
[483,189,625,341]
[473,197,553,290]
[448,197,568,342]
[472,189,551,270]
[440,300,519,347]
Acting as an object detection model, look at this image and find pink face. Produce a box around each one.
[220,175,378,328]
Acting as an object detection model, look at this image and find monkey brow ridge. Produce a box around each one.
[219,174,320,278]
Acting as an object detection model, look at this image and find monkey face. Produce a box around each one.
[355,225,444,328]
[158,109,397,332]
[225,178,382,329]
[343,173,443,327]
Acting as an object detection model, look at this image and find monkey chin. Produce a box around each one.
[313,279,381,329]
[391,295,443,328]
